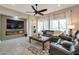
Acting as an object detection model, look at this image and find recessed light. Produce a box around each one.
[13,16,19,20]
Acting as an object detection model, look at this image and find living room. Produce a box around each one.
[0,4,79,55]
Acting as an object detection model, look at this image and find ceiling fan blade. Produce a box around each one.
[38,9,47,12]
[31,5,36,11]
[26,11,34,13]
[38,12,44,15]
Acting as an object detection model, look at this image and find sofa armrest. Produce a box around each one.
[49,43,72,55]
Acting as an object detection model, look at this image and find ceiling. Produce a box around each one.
[0,4,76,16]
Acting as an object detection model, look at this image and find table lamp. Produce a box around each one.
[69,25,75,37]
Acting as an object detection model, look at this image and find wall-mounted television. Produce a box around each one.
[7,19,24,29]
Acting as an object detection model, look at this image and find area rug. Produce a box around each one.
[27,46,49,55]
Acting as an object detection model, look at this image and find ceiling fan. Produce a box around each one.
[26,4,47,16]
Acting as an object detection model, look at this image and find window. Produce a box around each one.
[43,20,49,30]
[37,20,43,33]
[37,20,48,33]
[50,20,58,31]
[49,18,68,33]
[50,20,53,30]
[59,19,67,32]
[37,17,68,34]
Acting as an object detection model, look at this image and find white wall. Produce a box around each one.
[26,16,32,36]
[0,6,30,18]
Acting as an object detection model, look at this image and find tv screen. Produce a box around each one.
[7,19,24,29]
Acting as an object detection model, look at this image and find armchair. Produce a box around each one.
[49,36,75,55]
[49,41,75,55]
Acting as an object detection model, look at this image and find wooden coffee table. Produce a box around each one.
[29,35,50,50]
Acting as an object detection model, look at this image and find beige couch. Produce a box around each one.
[46,31,64,36]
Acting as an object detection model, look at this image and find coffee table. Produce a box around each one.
[29,35,50,50]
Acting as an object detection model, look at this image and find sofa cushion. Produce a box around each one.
[49,43,71,55]
[59,35,72,41]
[46,31,54,36]
[49,36,60,43]
[61,41,72,50]
[53,31,64,36]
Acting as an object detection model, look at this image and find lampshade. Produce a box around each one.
[69,25,75,29]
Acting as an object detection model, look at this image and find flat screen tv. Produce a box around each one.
[7,19,24,29]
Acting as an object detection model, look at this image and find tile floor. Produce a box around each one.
[0,37,33,55]
[0,37,49,55]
